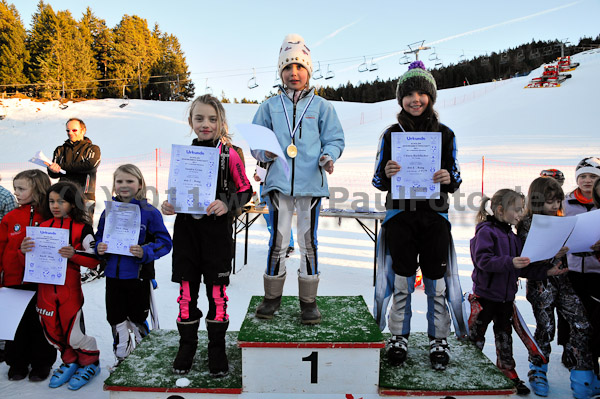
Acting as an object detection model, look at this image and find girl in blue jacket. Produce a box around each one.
[96,164,172,366]
[251,34,344,324]
[470,188,564,395]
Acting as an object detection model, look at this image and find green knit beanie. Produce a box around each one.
[396,60,437,104]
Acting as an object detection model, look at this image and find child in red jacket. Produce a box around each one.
[0,169,56,382]
[21,181,100,390]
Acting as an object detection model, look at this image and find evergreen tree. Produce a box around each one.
[0,0,28,91]
[81,7,111,97]
[109,15,159,99]
[25,0,58,97]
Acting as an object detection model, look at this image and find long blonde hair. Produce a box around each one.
[187,94,231,145]
[112,164,147,200]
[476,188,524,224]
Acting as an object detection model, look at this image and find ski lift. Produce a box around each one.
[428,49,438,62]
[119,85,129,108]
[205,78,213,95]
[313,61,323,80]
[399,55,410,65]
[368,57,379,72]
[458,50,466,64]
[542,46,553,56]
[499,52,509,65]
[435,60,443,68]
[516,49,525,62]
[529,49,541,59]
[247,68,259,89]
[480,56,490,66]
[358,56,368,72]
[324,64,335,80]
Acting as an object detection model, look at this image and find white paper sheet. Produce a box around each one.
[235,123,290,179]
[565,208,600,253]
[255,165,267,182]
[29,150,66,174]
[521,214,577,262]
[102,201,141,256]
[391,132,441,200]
[0,288,36,340]
[167,144,219,214]
[23,226,69,285]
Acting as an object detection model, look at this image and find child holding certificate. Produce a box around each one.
[161,94,252,377]
[95,164,172,366]
[21,181,101,390]
[469,188,565,395]
[0,170,56,382]
[251,34,345,325]
[372,61,460,370]
[517,177,592,397]
[562,157,600,397]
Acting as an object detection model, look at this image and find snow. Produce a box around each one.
[1,49,600,398]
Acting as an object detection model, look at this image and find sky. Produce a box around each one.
[13,0,600,102]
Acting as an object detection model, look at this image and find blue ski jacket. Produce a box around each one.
[251,89,345,198]
[95,197,172,280]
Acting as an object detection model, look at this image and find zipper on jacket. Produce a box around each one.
[290,99,297,197]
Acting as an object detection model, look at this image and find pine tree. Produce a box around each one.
[0,0,28,91]
[80,7,110,97]
[25,0,58,97]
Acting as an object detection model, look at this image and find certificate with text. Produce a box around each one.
[167,144,219,214]
[103,201,141,256]
[391,132,441,200]
[23,226,69,285]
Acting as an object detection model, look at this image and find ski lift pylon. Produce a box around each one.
[325,64,335,80]
[248,68,259,89]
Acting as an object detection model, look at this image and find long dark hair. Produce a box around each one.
[525,176,564,217]
[45,181,91,225]
[396,98,440,132]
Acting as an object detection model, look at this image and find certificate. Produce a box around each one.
[167,144,219,214]
[0,288,36,340]
[23,226,69,285]
[521,214,577,262]
[391,132,441,200]
[235,123,291,180]
[102,201,141,256]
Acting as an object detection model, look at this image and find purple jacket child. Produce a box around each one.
[470,215,548,302]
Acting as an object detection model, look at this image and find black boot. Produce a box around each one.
[206,320,229,378]
[173,319,200,374]
[255,273,286,319]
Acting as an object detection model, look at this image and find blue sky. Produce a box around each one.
[15,0,600,101]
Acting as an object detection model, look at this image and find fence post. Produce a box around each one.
[481,156,485,194]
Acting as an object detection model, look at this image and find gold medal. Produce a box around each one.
[286,144,298,158]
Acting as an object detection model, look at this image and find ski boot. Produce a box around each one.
[528,362,548,396]
[429,338,450,371]
[387,335,408,366]
[512,378,531,395]
[67,363,101,390]
[49,363,79,388]
[571,369,593,399]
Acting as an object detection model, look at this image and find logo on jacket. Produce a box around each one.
[14,224,21,232]
[36,306,54,317]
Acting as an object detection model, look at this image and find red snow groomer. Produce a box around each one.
[524,64,571,88]
[557,56,580,72]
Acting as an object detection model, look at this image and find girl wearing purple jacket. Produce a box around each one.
[469,189,565,395]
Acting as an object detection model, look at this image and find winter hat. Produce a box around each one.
[396,60,437,105]
[575,157,600,180]
[277,34,312,80]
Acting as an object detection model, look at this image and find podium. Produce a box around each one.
[104,295,516,398]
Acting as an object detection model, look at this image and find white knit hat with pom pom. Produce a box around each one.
[277,34,312,80]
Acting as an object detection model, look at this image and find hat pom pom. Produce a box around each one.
[408,60,427,71]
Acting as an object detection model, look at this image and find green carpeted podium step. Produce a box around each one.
[238,295,385,395]
[104,329,242,398]
[378,332,516,396]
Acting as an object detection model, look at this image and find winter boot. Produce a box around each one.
[112,321,134,366]
[386,335,408,366]
[591,373,600,398]
[67,363,101,390]
[255,273,286,319]
[206,319,229,378]
[512,378,531,395]
[570,369,593,399]
[172,319,200,374]
[429,337,450,371]
[528,362,549,397]
[298,275,321,325]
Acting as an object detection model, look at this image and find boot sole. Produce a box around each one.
[301,318,321,325]
[255,312,275,319]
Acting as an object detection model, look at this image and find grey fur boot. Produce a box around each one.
[255,273,286,319]
[299,275,321,325]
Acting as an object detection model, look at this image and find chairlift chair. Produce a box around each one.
[399,55,410,65]
[516,50,525,62]
[358,57,368,73]
[500,53,509,65]
[435,60,443,68]
[325,64,335,80]
[248,68,259,89]
[542,46,553,56]
[205,79,213,95]
[0,106,6,120]
[529,49,541,59]
[119,85,129,108]
[480,57,490,66]
[458,50,466,64]
[313,62,323,80]
[368,57,379,72]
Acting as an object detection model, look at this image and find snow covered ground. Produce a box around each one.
[1,49,599,398]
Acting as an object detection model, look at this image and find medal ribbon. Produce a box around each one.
[280,92,315,140]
